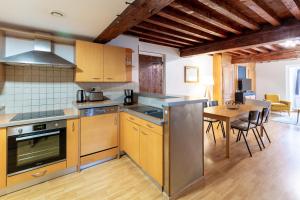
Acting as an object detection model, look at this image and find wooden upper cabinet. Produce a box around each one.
[75,40,104,82]
[103,45,127,82]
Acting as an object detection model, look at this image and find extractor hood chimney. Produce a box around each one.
[0,38,75,68]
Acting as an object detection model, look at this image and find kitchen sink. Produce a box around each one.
[128,105,163,119]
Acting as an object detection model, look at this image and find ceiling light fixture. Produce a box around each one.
[279,39,300,48]
[50,10,64,17]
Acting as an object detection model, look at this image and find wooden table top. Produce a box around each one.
[204,104,264,120]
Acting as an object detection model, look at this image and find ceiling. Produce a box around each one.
[0,0,132,39]
[122,0,300,59]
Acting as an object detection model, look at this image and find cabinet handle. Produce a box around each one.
[72,122,75,132]
[141,131,148,135]
[92,78,101,79]
[105,77,113,80]
[129,117,135,121]
[146,124,154,129]
[31,170,47,178]
[133,127,138,131]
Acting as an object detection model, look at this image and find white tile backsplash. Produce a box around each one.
[1,66,77,113]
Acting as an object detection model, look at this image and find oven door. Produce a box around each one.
[7,128,66,175]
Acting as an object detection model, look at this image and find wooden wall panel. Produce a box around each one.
[213,54,223,104]
[221,54,235,103]
[247,63,256,92]
[0,31,5,82]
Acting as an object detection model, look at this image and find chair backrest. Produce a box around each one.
[261,107,270,124]
[248,110,260,128]
[209,100,218,107]
[265,94,280,103]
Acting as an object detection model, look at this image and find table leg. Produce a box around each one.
[297,110,300,124]
[226,119,231,158]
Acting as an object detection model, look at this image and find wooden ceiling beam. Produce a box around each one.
[125,31,184,47]
[239,49,257,54]
[281,0,300,20]
[232,47,300,63]
[139,38,181,48]
[94,0,175,43]
[252,47,269,53]
[129,27,194,45]
[263,44,279,51]
[136,22,203,43]
[158,7,227,38]
[145,15,215,40]
[170,1,242,34]
[241,0,280,26]
[234,50,249,56]
[180,19,300,56]
[197,0,260,30]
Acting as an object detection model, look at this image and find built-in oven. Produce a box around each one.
[7,120,66,176]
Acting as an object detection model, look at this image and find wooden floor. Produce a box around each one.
[1,120,300,200]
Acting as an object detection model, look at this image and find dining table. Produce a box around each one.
[204,104,264,158]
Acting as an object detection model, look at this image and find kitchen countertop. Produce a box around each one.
[121,105,164,126]
[0,108,79,128]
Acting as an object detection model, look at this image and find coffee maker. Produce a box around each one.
[124,89,134,105]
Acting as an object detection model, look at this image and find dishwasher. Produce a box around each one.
[80,106,118,156]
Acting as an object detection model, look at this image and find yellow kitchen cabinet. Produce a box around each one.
[75,40,104,82]
[103,45,127,82]
[0,128,6,189]
[124,119,140,164]
[67,119,79,168]
[140,127,163,185]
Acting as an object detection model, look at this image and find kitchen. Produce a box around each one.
[0,1,208,199]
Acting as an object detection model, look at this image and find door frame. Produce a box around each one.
[138,51,166,95]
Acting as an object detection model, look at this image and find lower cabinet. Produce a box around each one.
[67,119,79,168]
[7,161,66,187]
[120,112,163,185]
[0,128,7,189]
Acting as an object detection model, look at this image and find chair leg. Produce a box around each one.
[220,122,226,138]
[255,127,265,148]
[263,126,271,143]
[206,123,211,133]
[211,123,216,144]
[236,130,241,142]
[241,131,252,157]
[232,128,235,135]
[252,129,262,151]
[217,121,221,129]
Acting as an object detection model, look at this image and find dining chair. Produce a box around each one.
[255,107,271,144]
[204,100,225,143]
[231,110,262,157]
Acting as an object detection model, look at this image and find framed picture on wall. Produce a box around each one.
[184,66,199,83]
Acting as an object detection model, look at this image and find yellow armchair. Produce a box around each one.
[265,94,291,114]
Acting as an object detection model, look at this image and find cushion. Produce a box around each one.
[265,94,279,103]
[231,120,256,131]
[271,102,288,109]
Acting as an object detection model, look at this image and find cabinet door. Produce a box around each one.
[124,120,140,164]
[67,119,79,168]
[103,45,126,82]
[0,128,6,189]
[140,127,163,185]
[75,40,104,82]
[80,113,118,156]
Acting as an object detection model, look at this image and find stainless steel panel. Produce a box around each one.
[7,120,66,136]
[164,102,204,197]
[80,106,118,117]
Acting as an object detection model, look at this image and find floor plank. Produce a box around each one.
[1,121,300,200]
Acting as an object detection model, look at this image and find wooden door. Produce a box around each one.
[140,127,163,185]
[103,45,126,82]
[75,40,104,82]
[80,113,118,156]
[67,119,79,168]
[125,120,140,164]
[139,54,164,94]
[223,65,235,103]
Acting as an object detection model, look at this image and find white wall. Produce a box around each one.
[256,58,300,100]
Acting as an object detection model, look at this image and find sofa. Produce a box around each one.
[265,94,291,115]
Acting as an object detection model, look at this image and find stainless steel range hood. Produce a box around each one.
[0,39,75,67]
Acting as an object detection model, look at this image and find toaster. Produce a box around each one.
[88,91,104,101]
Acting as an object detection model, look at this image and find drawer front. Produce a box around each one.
[123,112,163,135]
[7,161,66,187]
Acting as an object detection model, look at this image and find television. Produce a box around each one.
[238,79,252,91]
